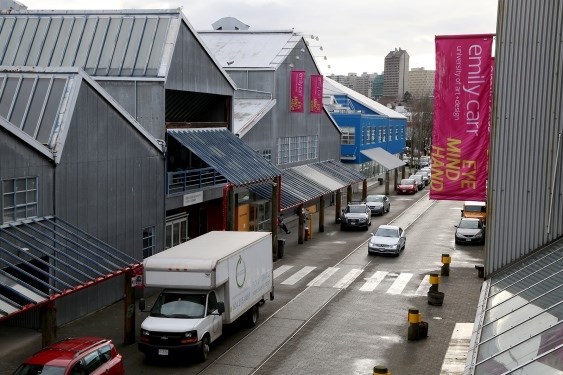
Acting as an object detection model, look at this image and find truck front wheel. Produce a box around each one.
[198,335,210,362]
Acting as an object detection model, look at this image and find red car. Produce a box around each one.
[13,337,124,375]
[397,178,418,194]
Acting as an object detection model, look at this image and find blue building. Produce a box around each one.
[323,77,407,180]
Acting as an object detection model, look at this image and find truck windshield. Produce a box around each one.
[150,292,206,319]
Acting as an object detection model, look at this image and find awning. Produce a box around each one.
[361,148,406,170]
[0,216,141,321]
[250,160,366,210]
[168,128,282,187]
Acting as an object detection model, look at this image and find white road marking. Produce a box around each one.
[415,275,430,295]
[359,271,388,292]
[386,273,413,294]
[274,265,294,279]
[307,267,340,286]
[440,323,474,375]
[333,269,363,289]
[281,266,316,285]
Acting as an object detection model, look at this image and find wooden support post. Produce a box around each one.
[385,170,390,195]
[298,204,304,244]
[226,187,235,231]
[362,179,368,201]
[272,178,280,260]
[335,189,342,224]
[347,185,352,204]
[319,197,325,233]
[124,272,136,345]
[394,169,399,192]
[40,301,56,348]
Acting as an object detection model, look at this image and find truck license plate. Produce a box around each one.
[158,349,169,356]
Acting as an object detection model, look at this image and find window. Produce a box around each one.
[261,149,272,162]
[165,214,188,249]
[2,177,38,224]
[277,136,318,165]
[341,127,355,145]
[142,227,155,258]
[207,291,218,315]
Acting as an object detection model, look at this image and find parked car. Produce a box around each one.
[13,337,124,375]
[455,217,486,244]
[409,174,425,190]
[340,202,372,230]
[415,171,430,186]
[364,194,390,215]
[420,167,432,179]
[397,178,418,194]
[368,225,406,256]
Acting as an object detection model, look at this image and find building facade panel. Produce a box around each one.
[166,22,234,96]
[488,0,563,274]
[55,83,164,261]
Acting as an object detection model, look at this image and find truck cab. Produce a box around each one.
[138,289,225,362]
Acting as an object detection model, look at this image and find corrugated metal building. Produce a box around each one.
[466,0,563,373]
[0,67,163,326]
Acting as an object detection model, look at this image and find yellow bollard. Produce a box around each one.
[407,308,420,340]
[441,253,451,276]
[428,273,445,306]
[429,273,440,292]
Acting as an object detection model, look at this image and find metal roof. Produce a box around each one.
[0,216,141,321]
[198,30,302,70]
[361,148,406,170]
[233,98,276,137]
[0,9,235,86]
[324,77,406,119]
[467,237,563,374]
[167,128,282,187]
[0,66,163,163]
[250,160,364,211]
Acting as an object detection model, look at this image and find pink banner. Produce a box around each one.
[290,70,305,112]
[430,34,494,201]
[310,74,323,113]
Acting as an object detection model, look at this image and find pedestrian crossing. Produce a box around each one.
[275,265,431,296]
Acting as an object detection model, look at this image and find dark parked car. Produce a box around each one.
[409,174,425,190]
[13,337,125,375]
[364,194,390,215]
[368,225,406,256]
[397,178,418,194]
[340,202,372,230]
[455,217,485,245]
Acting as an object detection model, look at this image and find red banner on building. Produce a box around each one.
[430,34,494,201]
[310,74,323,113]
[290,70,305,112]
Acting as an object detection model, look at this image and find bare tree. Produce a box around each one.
[407,98,434,169]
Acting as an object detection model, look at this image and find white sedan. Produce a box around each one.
[368,225,406,256]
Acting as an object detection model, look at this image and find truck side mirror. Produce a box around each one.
[217,301,225,315]
[139,298,146,312]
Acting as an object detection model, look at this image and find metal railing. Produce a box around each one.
[167,167,227,194]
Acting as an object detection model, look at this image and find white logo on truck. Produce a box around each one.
[236,255,246,288]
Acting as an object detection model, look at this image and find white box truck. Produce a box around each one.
[137,231,273,362]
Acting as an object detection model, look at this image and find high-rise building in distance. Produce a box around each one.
[383,48,409,99]
[407,67,434,98]
[328,72,378,100]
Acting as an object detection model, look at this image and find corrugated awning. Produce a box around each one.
[168,128,282,187]
[0,216,141,321]
[250,160,365,210]
[361,148,406,170]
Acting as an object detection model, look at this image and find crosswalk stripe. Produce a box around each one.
[415,275,430,295]
[387,273,413,294]
[307,267,340,286]
[274,265,294,279]
[333,269,363,289]
[359,271,389,292]
[281,266,316,285]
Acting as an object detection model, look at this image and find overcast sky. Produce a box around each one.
[21,0,498,75]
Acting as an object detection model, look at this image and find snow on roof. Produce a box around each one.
[233,98,276,137]
[324,77,406,120]
[198,30,301,69]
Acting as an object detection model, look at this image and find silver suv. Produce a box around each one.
[340,202,372,230]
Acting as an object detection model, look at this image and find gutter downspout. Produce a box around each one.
[547,133,562,234]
